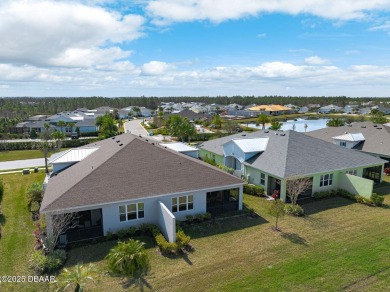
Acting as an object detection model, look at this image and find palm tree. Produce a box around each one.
[304,123,308,132]
[106,239,150,278]
[57,121,66,134]
[55,263,97,292]
[326,118,345,127]
[41,123,52,174]
[257,114,270,130]
[269,120,283,131]
[67,122,76,135]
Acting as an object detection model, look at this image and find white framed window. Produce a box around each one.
[340,141,347,147]
[119,203,144,222]
[346,169,357,176]
[320,174,333,187]
[260,173,266,186]
[172,195,193,213]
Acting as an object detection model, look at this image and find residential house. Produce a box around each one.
[247,104,292,116]
[318,104,343,114]
[298,106,309,114]
[306,122,390,167]
[165,110,211,122]
[160,142,199,158]
[41,134,243,244]
[197,130,385,202]
[343,105,359,114]
[377,105,390,115]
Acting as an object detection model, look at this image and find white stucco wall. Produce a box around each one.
[157,201,176,242]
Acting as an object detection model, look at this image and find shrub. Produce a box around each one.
[195,213,204,222]
[116,228,128,239]
[371,193,385,206]
[384,167,390,175]
[217,164,235,174]
[284,204,305,217]
[26,182,43,210]
[244,184,265,197]
[204,212,212,220]
[0,179,3,203]
[176,230,191,249]
[185,215,194,223]
[155,234,177,254]
[30,250,66,274]
[313,191,332,199]
[355,195,373,205]
[337,189,355,200]
[106,231,114,240]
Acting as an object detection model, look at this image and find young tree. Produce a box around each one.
[257,114,270,130]
[212,114,222,129]
[286,177,312,205]
[370,109,388,124]
[40,123,53,174]
[269,120,283,131]
[268,199,285,231]
[43,212,78,254]
[57,121,66,134]
[222,119,238,134]
[55,263,98,292]
[106,239,150,278]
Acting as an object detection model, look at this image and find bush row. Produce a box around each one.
[185,212,211,223]
[244,184,265,197]
[313,189,384,206]
[284,204,304,216]
[29,250,66,274]
[0,139,98,151]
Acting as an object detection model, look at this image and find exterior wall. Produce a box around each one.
[78,126,98,133]
[244,165,268,193]
[312,172,341,194]
[339,173,373,198]
[199,149,224,165]
[157,201,176,242]
[182,150,199,158]
[53,162,75,173]
[333,140,359,149]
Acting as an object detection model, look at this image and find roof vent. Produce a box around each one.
[275,133,278,135]
[264,130,269,133]
[139,134,142,137]
[152,143,155,145]
[377,127,382,130]
[373,125,377,127]
[116,140,120,143]
[344,132,348,134]
[146,139,148,142]
[241,134,246,136]
[119,144,123,146]
[111,137,115,139]
[280,133,286,136]
[361,126,366,128]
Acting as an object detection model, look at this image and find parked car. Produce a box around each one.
[71,133,79,139]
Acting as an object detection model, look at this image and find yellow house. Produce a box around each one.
[248,104,291,116]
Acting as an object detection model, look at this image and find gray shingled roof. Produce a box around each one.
[198,130,385,179]
[305,122,390,157]
[41,134,243,212]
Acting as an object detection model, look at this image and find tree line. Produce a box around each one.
[1,96,389,120]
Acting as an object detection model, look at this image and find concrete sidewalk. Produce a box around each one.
[0,158,45,171]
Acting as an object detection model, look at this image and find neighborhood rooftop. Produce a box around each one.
[41,134,242,212]
[198,130,385,178]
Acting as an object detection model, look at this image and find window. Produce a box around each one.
[119,203,144,222]
[260,173,266,186]
[340,141,346,147]
[346,169,357,176]
[320,173,333,187]
[172,195,193,213]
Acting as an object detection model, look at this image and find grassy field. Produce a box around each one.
[0,149,70,163]
[0,172,47,291]
[0,173,389,291]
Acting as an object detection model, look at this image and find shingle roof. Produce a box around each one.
[198,130,385,179]
[306,122,390,157]
[332,133,365,142]
[41,134,242,212]
[248,105,290,111]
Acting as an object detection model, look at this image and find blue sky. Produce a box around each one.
[1,0,390,97]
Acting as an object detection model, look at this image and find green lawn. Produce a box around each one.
[0,172,47,291]
[1,173,389,291]
[0,149,70,163]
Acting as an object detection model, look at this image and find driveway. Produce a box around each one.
[124,119,151,137]
[0,158,45,171]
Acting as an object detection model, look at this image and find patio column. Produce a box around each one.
[238,185,243,210]
[280,180,287,202]
[45,212,53,237]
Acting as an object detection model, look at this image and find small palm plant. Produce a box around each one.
[106,239,150,278]
[55,263,98,292]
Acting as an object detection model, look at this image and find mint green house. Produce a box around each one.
[198,130,385,201]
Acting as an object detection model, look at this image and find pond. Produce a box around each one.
[245,118,329,132]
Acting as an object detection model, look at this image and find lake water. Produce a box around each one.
[245,118,329,132]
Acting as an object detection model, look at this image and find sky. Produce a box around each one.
[1,0,390,97]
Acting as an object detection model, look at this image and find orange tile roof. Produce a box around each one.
[248,105,291,112]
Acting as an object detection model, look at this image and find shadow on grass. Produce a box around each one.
[280,232,309,246]
[303,197,354,216]
[0,213,6,225]
[121,275,153,292]
[65,234,155,266]
[182,212,268,240]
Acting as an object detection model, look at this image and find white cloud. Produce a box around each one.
[345,50,360,55]
[146,0,390,25]
[141,61,176,75]
[369,21,390,33]
[256,33,267,38]
[304,56,329,65]
[0,0,144,67]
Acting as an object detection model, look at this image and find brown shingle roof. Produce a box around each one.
[41,134,243,212]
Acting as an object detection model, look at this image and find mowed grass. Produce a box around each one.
[63,189,390,292]
[0,149,70,163]
[0,172,47,291]
[0,173,389,291]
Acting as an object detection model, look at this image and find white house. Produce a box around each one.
[41,134,243,244]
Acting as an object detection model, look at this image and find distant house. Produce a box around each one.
[160,142,199,158]
[247,104,292,116]
[121,106,153,118]
[165,110,211,122]
[318,104,343,114]
[197,130,385,202]
[343,105,359,114]
[306,122,390,167]
[41,134,243,244]
[298,106,309,114]
[377,105,390,115]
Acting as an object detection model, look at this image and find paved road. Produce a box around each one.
[124,119,152,138]
[0,158,45,171]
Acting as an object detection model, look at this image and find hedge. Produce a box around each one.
[244,184,265,196]
[0,138,99,151]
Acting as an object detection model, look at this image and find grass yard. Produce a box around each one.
[0,172,47,291]
[0,173,389,291]
[0,149,71,163]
